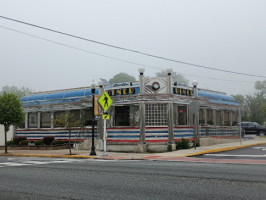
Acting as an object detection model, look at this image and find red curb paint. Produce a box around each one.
[142,156,163,159]
[105,156,125,159]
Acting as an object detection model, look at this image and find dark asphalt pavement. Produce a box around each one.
[1,157,266,200]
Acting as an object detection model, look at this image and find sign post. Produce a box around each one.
[98,92,113,156]
[102,114,109,156]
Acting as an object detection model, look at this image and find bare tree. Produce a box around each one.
[54,113,80,155]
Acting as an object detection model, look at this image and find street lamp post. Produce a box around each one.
[138,67,146,146]
[192,80,198,151]
[90,86,96,156]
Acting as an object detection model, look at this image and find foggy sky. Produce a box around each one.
[0,0,265,96]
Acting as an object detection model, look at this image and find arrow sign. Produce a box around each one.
[102,114,110,120]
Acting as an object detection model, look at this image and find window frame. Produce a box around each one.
[28,112,38,128]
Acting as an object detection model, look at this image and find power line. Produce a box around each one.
[1,15,265,79]
[0,25,257,84]
[181,72,255,84]
[0,25,160,70]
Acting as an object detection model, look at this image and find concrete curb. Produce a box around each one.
[183,142,265,157]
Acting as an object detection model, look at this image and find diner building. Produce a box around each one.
[17,68,240,152]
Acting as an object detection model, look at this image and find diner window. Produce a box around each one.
[41,112,51,128]
[129,105,139,127]
[28,113,38,128]
[115,106,130,126]
[18,118,25,129]
[146,104,167,126]
[199,109,205,125]
[207,110,213,125]
[232,111,237,126]
[216,111,222,126]
[54,111,66,128]
[224,111,230,126]
[69,110,80,123]
[82,109,93,126]
[178,106,187,125]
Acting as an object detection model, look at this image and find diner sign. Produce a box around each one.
[112,82,131,88]
[106,87,136,96]
[173,87,193,96]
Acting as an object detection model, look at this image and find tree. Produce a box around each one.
[262,102,266,122]
[0,85,34,99]
[255,80,266,94]
[54,113,80,155]
[155,70,189,84]
[232,94,249,121]
[109,73,136,84]
[232,94,245,106]
[0,92,24,153]
[244,93,265,124]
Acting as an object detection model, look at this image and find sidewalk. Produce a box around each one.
[0,138,265,160]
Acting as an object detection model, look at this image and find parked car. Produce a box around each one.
[241,122,266,136]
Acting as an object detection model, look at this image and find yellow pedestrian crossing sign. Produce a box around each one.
[98,91,113,112]
[102,114,110,120]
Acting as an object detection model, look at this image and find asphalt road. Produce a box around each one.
[1,157,266,200]
[197,143,266,160]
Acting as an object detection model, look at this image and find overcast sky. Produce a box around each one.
[0,0,265,96]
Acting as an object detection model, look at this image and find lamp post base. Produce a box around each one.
[90,146,96,156]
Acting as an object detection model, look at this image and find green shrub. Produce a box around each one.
[175,138,190,150]
[13,136,27,145]
[43,136,55,145]
[19,140,28,146]
[34,140,44,146]
[7,141,14,146]
[51,140,66,146]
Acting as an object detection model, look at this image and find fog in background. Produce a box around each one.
[0,0,265,96]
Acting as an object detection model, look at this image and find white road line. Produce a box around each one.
[0,162,30,166]
[87,159,117,162]
[24,160,79,165]
[204,154,266,157]
[86,159,141,162]
[0,159,81,168]
[23,161,55,165]
[253,147,266,150]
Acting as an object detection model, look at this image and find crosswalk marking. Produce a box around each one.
[0,158,140,168]
[0,159,82,168]
[0,162,29,166]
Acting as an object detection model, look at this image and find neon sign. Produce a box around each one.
[173,88,193,96]
[106,88,136,96]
